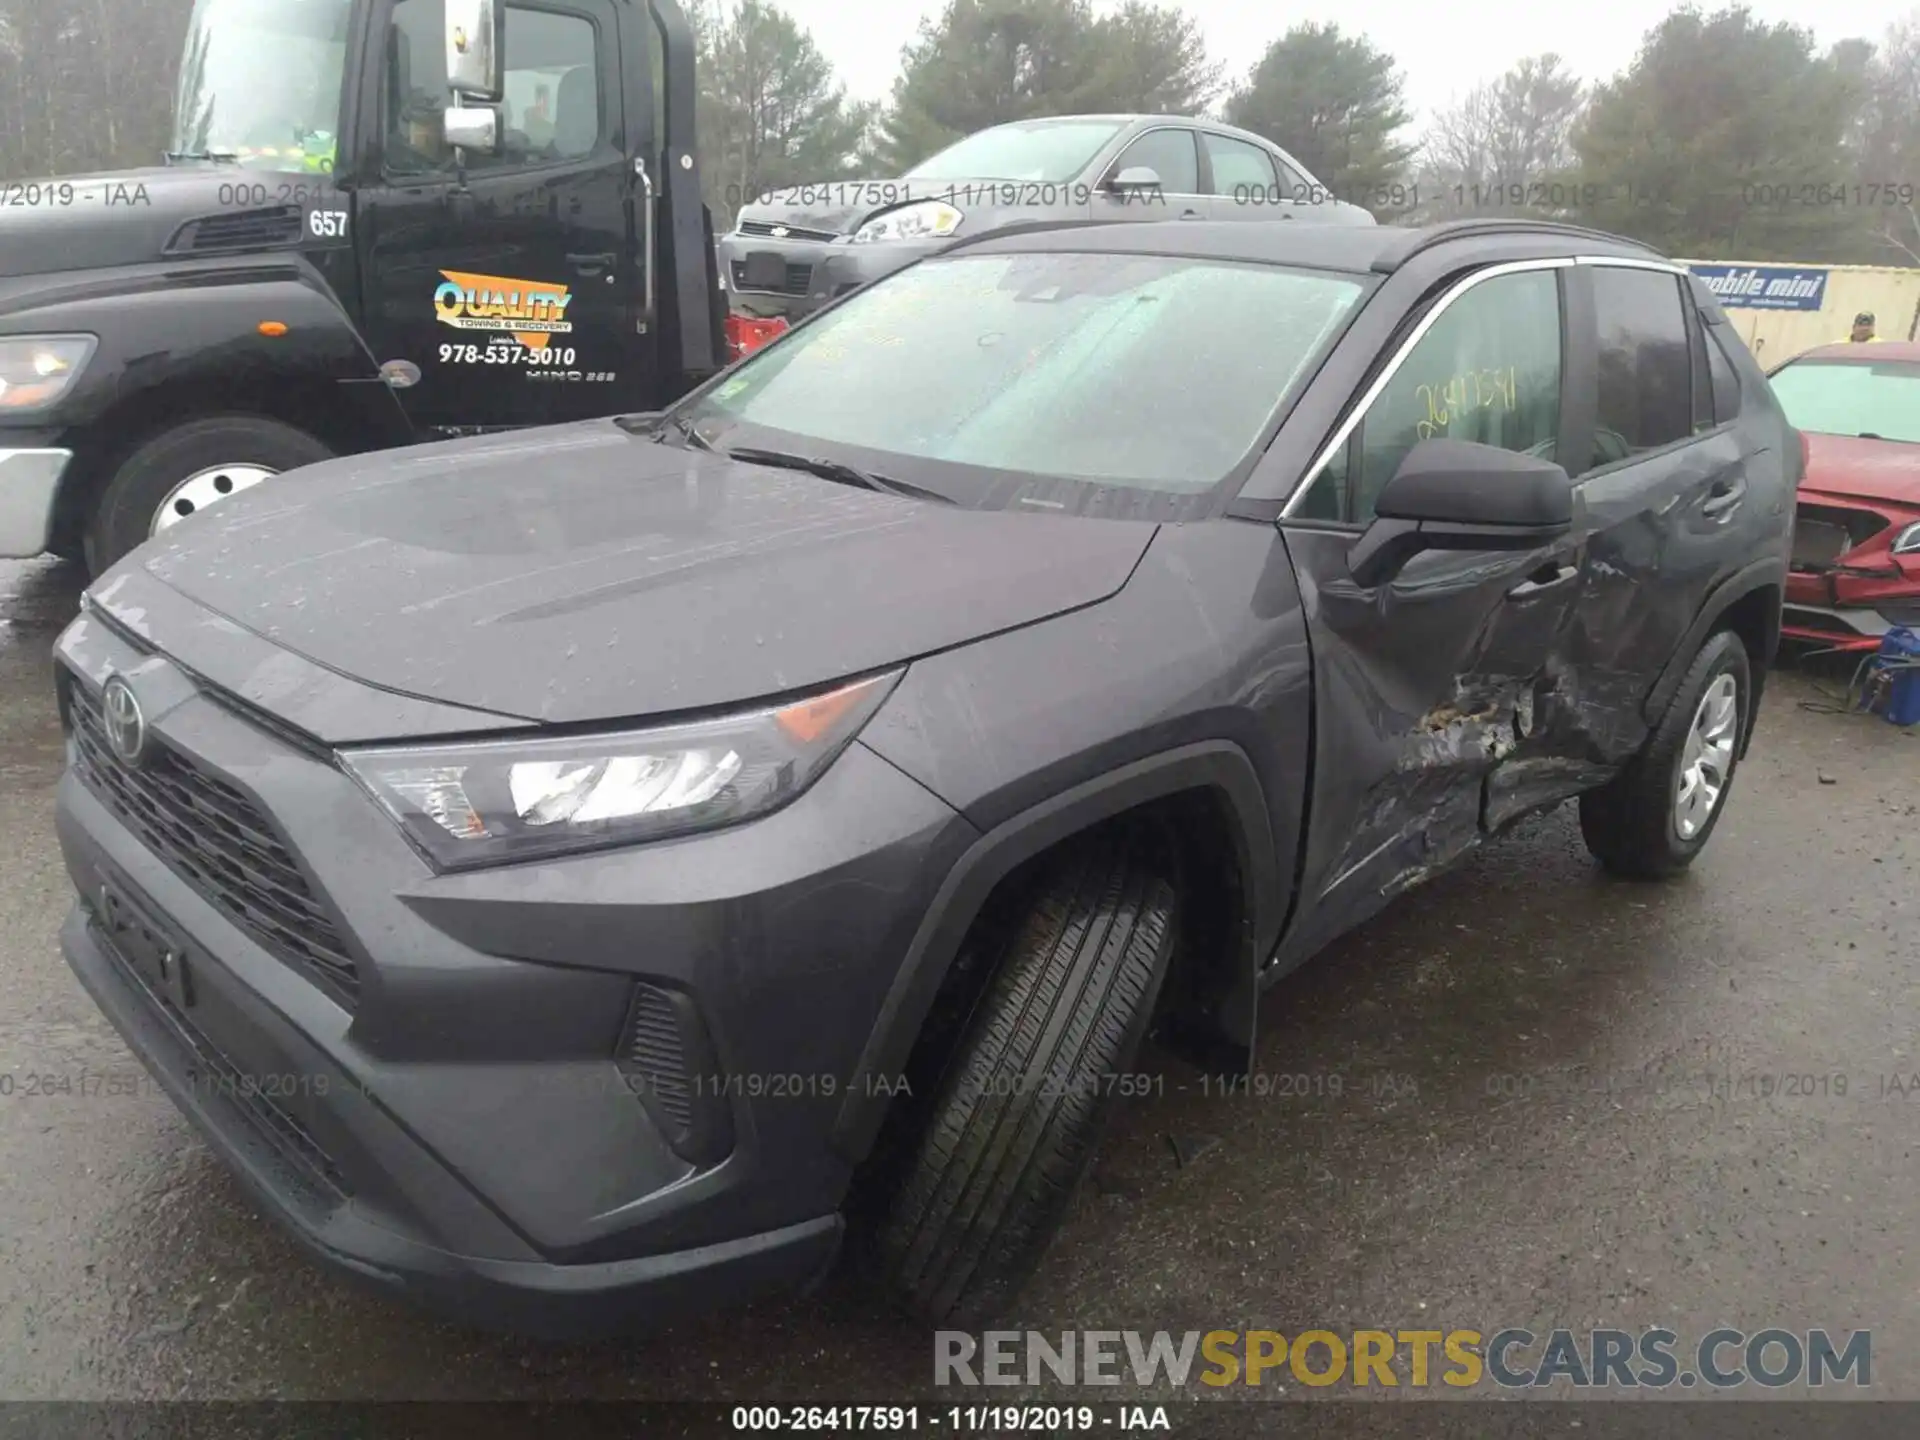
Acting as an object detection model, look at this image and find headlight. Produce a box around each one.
[341,670,901,870]
[0,335,97,414]
[1894,521,1920,556]
[852,200,963,244]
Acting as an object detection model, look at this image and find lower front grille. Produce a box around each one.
[64,672,360,1007]
[93,911,350,1203]
[617,982,733,1166]
[731,259,813,295]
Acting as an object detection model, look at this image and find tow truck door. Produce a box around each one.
[353,0,640,431]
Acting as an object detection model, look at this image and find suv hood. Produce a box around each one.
[0,165,321,279]
[113,420,1155,730]
[1802,432,1920,505]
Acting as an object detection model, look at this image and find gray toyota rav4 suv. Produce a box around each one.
[53,218,1794,1338]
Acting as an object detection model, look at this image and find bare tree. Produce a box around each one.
[1416,53,1585,219]
[1854,14,1920,263]
[0,0,192,178]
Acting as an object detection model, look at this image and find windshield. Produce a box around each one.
[1769,358,1920,444]
[172,0,351,170]
[904,120,1127,183]
[683,252,1368,511]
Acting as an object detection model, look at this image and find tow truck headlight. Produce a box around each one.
[340,671,901,870]
[0,335,97,413]
[852,201,963,244]
[1893,522,1920,556]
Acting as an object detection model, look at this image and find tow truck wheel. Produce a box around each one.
[878,823,1179,1325]
[84,417,334,575]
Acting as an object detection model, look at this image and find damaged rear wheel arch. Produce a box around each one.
[1641,563,1783,755]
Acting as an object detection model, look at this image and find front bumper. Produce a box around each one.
[716,232,946,320]
[52,613,974,1337]
[0,445,72,557]
[1785,491,1920,650]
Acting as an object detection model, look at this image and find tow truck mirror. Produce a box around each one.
[444,105,501,155]
[445,0,506,102]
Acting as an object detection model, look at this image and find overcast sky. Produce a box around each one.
[777,0,1918,123]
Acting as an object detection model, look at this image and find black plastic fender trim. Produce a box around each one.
[828,740,1280,1165]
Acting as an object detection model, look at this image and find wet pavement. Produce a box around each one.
[1,554,1915,1412]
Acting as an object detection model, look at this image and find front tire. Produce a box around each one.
[1580,630,1753,879]
[879,824,1179,1325]
[83,417,333,575]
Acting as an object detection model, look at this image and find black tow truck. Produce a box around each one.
[0,0,726,575]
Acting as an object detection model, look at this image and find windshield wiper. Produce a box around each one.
[165,149,241,164]
[725,446,954,504]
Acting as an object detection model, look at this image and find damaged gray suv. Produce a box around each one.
[53,218,1793,1338]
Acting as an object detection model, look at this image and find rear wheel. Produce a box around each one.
[83,417,333,575]
[878,823,1179,1325]
[1580,629,1752,879]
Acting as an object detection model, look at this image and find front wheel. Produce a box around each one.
[878,823,1180,1325]
[84,417,334,575]
[1580,629,1753,879]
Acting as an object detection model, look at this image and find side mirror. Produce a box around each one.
[445,0,505,102]
[1105,165,1163,193]
[1347,438,1573,588]
[443,104,500,155]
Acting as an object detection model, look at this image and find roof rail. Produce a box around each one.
[1369,218,1663,274]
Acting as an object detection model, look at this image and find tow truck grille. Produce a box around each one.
[64,675,360,1007]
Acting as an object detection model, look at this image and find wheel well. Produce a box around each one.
[1717,582,1780,754]
[842,791,1248,1220]
[48,377,379,555]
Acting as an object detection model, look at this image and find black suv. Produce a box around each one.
[52,218,1794,1337]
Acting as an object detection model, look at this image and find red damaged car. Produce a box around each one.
[1770,340,1920,650]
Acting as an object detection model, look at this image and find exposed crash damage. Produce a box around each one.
[1368,669,1608,901]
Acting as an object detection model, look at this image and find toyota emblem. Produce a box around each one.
[101,676,148,767]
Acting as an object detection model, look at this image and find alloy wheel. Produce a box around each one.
[1674,672,1739,840]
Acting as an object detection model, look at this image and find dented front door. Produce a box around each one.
[1272,526,1589,967]
[1266,260,1596,971]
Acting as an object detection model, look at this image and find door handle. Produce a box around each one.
[567,251,616,273]
[1179,207,1205,220]
[1701,476,1747,519]
[1507,562,1579,600]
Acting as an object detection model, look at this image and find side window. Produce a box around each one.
[1706,326,1743,424]
[1111,129,1200,195]
[383,0,601,176]
[383,0,450,176]
[489,10,601,167]
[1203,133,1277,196]
[1590,267,1694,464]
[1276,158,1322,202]
[1347,269,1564,522]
